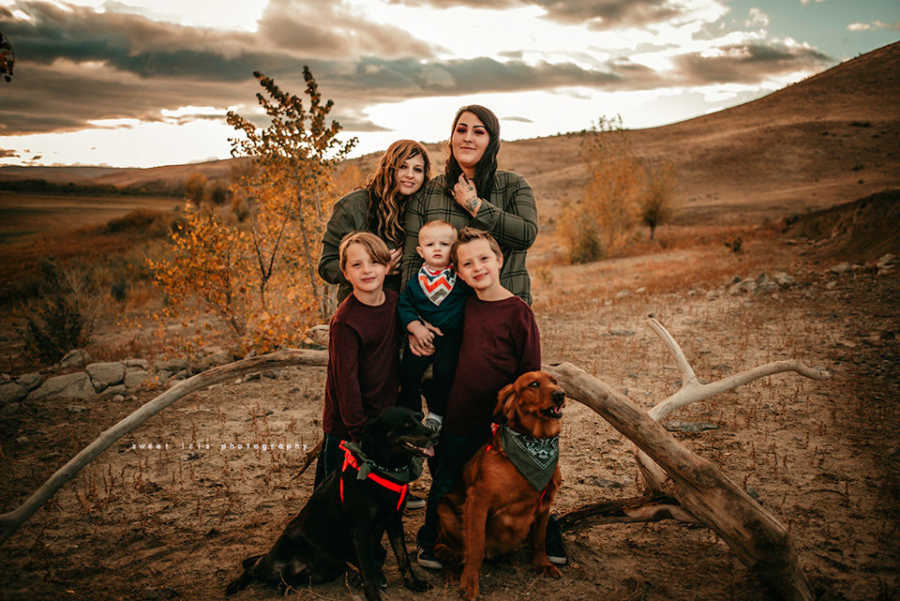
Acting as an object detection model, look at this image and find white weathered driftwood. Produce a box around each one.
[546,316,829,601]
[0,349,328,545]
[638,316,828,492]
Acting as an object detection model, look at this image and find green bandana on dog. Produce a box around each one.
[499,425,559,492]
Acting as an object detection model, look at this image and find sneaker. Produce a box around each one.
[417,546,443,570]
[406,493,426,510]
[376,570,387,590]
[545,520,568,566]
[422,414,443,435]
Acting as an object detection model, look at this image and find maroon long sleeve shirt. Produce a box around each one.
[323,290,400,441]
[443,295,541,438]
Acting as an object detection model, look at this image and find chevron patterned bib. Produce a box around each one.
[418,266,456,306]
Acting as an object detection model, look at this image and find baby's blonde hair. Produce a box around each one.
[338,232,391,272]
[418,219,457,244]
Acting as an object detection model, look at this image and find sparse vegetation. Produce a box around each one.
[560,116,678,263]
[639,159,677,240]
[21,259,97,363]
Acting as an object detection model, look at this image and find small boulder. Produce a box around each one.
[828,262,851,275]
[193,346,233,372]
[59,349,91,370]
[86,362,126,392]
[0,382,27,403]
[155,358,188,373]
[754,273,778,293]
[124,368,150,390]
[28,372,95,401]
[16,372,43,392]
[729,279,756,295]
[124,358,150,370]
[664,421,720,433]
[772,272,797,288]
[304,325,330,348]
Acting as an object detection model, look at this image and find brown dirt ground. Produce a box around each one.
[1,195,898,601]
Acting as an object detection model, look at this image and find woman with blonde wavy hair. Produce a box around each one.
[319,139,431,302]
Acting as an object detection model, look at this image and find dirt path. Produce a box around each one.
[1,228,898,601]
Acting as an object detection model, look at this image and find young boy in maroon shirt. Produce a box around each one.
[314,232,401,488]
[416,227,565,567]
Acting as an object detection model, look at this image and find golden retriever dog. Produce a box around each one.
[434,370,565,600]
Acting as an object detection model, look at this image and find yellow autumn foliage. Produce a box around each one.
[149,67,357,354]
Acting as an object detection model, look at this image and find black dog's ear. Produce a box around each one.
[493,383,516,424]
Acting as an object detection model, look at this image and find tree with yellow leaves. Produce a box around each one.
[150,67,357,352]
[227,68,357,317]
[560,116,677,262]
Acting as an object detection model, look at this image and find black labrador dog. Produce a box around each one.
[226,406,436,600]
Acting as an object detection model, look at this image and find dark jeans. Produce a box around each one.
[416,431,487,549]
[398,327,462,418]
[313,433,344,489]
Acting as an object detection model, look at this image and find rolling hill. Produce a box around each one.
[3,42,898,231]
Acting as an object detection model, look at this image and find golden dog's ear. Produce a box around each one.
[493,383,517,424]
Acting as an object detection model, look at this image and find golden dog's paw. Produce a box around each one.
[459,571,479,600]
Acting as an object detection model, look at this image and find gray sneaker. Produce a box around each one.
[406,493,426,510]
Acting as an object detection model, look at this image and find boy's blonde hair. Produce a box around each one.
[338,232,391,272]
[450,227,502,269]
[418,219,457,244]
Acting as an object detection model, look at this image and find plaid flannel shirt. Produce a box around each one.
[401,171,538,304]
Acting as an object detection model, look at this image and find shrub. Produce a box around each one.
[111,279,127,302]
[640,160,677,240]
[568,219,605,264]
[22,259,97,364]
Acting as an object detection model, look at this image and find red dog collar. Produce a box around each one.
[339,440,408,511]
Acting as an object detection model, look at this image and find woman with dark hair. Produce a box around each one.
[401,106,537,355]
[319,139,431,302]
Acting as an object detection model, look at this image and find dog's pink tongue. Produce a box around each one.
[423,445,435,457]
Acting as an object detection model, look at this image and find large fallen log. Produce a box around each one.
[546,316,829,601]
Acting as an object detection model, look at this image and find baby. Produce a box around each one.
[397,220,469,433]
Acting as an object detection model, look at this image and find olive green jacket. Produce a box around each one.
[401,171,538,304]
[317,189,403,302]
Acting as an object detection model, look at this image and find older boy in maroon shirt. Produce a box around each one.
[315,232,401,488]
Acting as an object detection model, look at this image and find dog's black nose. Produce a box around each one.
[552,389,565,406]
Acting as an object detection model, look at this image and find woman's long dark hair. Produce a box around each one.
[366,139,431,247]
[445,105,500,202]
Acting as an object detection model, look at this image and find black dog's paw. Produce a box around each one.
[404,577,432,592]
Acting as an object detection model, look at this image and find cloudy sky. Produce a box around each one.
[0,0,897,168]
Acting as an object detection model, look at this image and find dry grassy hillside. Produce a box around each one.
[499,41,900,231]
[0,166,122,183]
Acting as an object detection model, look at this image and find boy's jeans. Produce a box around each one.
[313,433,344,489]
[416,431,487,550]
